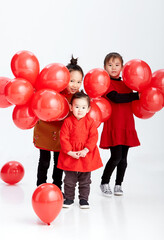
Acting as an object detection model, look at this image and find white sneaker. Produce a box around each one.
[114,185,123,196]
[100,184,112,197]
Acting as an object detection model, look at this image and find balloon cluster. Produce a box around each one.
[122,59,164,119]
[84,68,112,127]
[0,50,70,129]
[0,51,113,129]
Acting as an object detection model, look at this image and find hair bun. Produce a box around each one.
[70,55,78,65]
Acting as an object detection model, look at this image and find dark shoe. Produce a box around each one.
[63,199,74,208]
[79,199,90,209]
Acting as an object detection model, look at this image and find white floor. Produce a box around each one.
[0,150,164,240]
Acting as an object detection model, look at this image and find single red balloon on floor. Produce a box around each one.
[84,68,110,98]
[5,78,34,105]
[0,161,24,184]
[11,50,40,86]
[35,63,70,92]
[31,89,65,121]
[122,59,152,92]
[132,100,155,119]
[12,103,38,129]
[93,97,112,122]
[32,183,63,225]
[140,87,163,112]
[0,77,13,108]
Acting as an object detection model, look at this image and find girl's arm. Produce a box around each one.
[107,91,139,103]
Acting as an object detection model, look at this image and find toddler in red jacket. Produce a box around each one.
[57,91,103,209]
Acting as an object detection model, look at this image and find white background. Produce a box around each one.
[0,0,164,240]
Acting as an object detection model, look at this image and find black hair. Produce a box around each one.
[66,55,84,77]
[104,52,123,66]
[70,90,90,107]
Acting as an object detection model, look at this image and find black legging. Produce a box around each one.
[101,145,129,185]
[37,149,63,189]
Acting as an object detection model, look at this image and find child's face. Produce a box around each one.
[104,57,123,79]
[66,70,83,94]
[70,98,90,120]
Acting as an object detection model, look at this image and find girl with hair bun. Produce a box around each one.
[33,56,84,189]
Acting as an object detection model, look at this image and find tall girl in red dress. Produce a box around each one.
[100,52,140,196]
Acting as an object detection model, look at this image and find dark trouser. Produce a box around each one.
[37,149,63,189]
[64,171,91,201]
[101,145,129,186]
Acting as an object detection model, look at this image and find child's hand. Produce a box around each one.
[67,151,79,159]
[77,148,89,158]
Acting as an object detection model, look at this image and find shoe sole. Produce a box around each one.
[114,193,123,196]
[79,205,90,209]
[102,192,112,197]
[63,203,74,208]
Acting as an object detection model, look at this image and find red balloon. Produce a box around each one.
[122,59,152,91]
[5,78,34,105]
[56,95,69,121]
[84,68,110,98]
[151,69,164,95]
[132,100,155,119]
[12,103,38,129]
[140,87,163,112]
[87,101,102,128]
[31,89,65,121]
[11,50,40,86]
[0,161,24,185]
[0,77,13,108]
[32,183,63,225]
[93,97,112,122]
[35,63,70,92]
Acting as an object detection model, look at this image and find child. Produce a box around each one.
[33,56,84,189]
[100,52,140,196]
[57,91,103,208]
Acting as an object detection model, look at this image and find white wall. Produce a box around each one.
[0,0,164,167]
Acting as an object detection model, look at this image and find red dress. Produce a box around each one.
[57,114,103,172]
[100,79,140,148]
